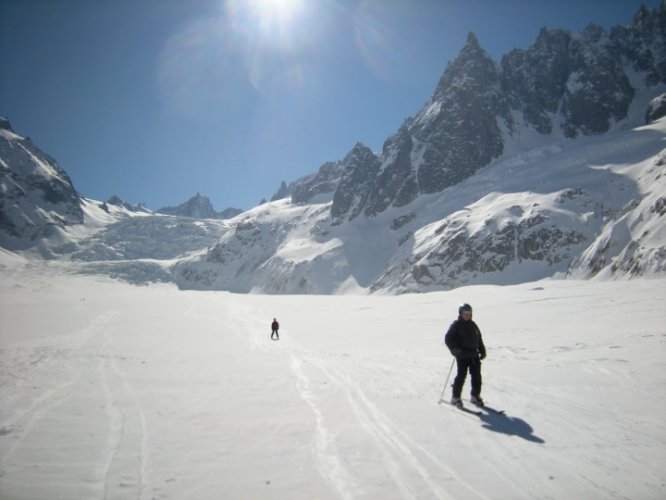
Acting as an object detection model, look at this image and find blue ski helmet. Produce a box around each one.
[458,303,472,315]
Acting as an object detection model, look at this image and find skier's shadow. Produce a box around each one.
[478,409,545,443]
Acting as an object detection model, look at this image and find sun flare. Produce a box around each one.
[224,0,316,93]
[254,0,302,23]
[231,0,304,33]
[226,0,307,48]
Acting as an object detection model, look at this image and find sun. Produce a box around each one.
[253,0,302,24]
[223,0,315,92]
[226,0,310,57]
[227,0,304,35]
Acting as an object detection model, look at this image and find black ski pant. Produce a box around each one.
[452,357,482,399]
[271,329,279,340]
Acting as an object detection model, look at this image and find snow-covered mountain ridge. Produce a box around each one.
[0,117,83,251]
[157,193,242,220]
[1,3,665,293]
[174,116,666,293]
[271,3,666,216]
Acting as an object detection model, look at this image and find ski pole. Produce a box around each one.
[438,358,455,404]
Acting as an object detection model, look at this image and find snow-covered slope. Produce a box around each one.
[174,116,666,293]
[0,118,83,252]
[1,114,663,292]
[0,119,230,282]
[1,261,664,499]
[56,210,229,285]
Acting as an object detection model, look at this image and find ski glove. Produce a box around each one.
[480,352,486,360]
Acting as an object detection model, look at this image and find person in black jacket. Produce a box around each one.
[445,303,486,407]
[271,318,280,340]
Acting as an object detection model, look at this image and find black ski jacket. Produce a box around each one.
[445,318,486,360]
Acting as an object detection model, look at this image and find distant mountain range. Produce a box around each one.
[1,2,665,293]
[156,194,242,220]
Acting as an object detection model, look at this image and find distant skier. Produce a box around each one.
[271,318,279,341]
[445,303,486,407]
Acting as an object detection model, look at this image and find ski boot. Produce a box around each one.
[470,395,484,407]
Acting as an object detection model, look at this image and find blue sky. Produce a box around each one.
[0,0,656,211]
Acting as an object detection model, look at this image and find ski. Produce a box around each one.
[470,402,505,415]
[440,400,482,416]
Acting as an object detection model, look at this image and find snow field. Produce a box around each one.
[1,263,665,499]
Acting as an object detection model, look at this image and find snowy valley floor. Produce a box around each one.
[1,260,665,499]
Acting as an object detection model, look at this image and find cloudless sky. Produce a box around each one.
[0,0,657,211]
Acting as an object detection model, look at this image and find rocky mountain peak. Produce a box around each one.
[262,2,665,225]
[342,142,376,164]
[409,28,507,195]
[580,22,606,42]
[327,2,665,223]
[291,160,347,204]
[631,1,661,29]
[331,143,381,224]
[270,181,290,202]
[0,117,12,131]
[611,1,666,85]
[460,31,482,56]
[157,193,241,219]
[0,120,83,248]
[104,195,151,213]
[433,31,498,100]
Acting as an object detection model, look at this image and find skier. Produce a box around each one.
[271,318,279,340]
[444,303,486,407]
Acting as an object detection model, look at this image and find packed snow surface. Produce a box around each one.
[1,258,664,499]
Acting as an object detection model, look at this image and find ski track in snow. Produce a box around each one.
[100,323,153,500]
[192,294,479,499]
[289,355,360,500]
[186,297,270,353]
[0,310,155,500]
[0,312,117,461]
[287,338,481,500]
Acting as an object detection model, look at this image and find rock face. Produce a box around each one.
[337,33,509,221]
[373,201,591,293]
[104,195,151,214]
[501,24,635,138]
[0,118,83,248]
[611,2,666,87]
[327,2,665,223]
[270,181,290,202]
[291,161,347,204]
[330,143,381,224]
[413,33,509,194]
[646,93,666,123]
[157,193,242,219]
